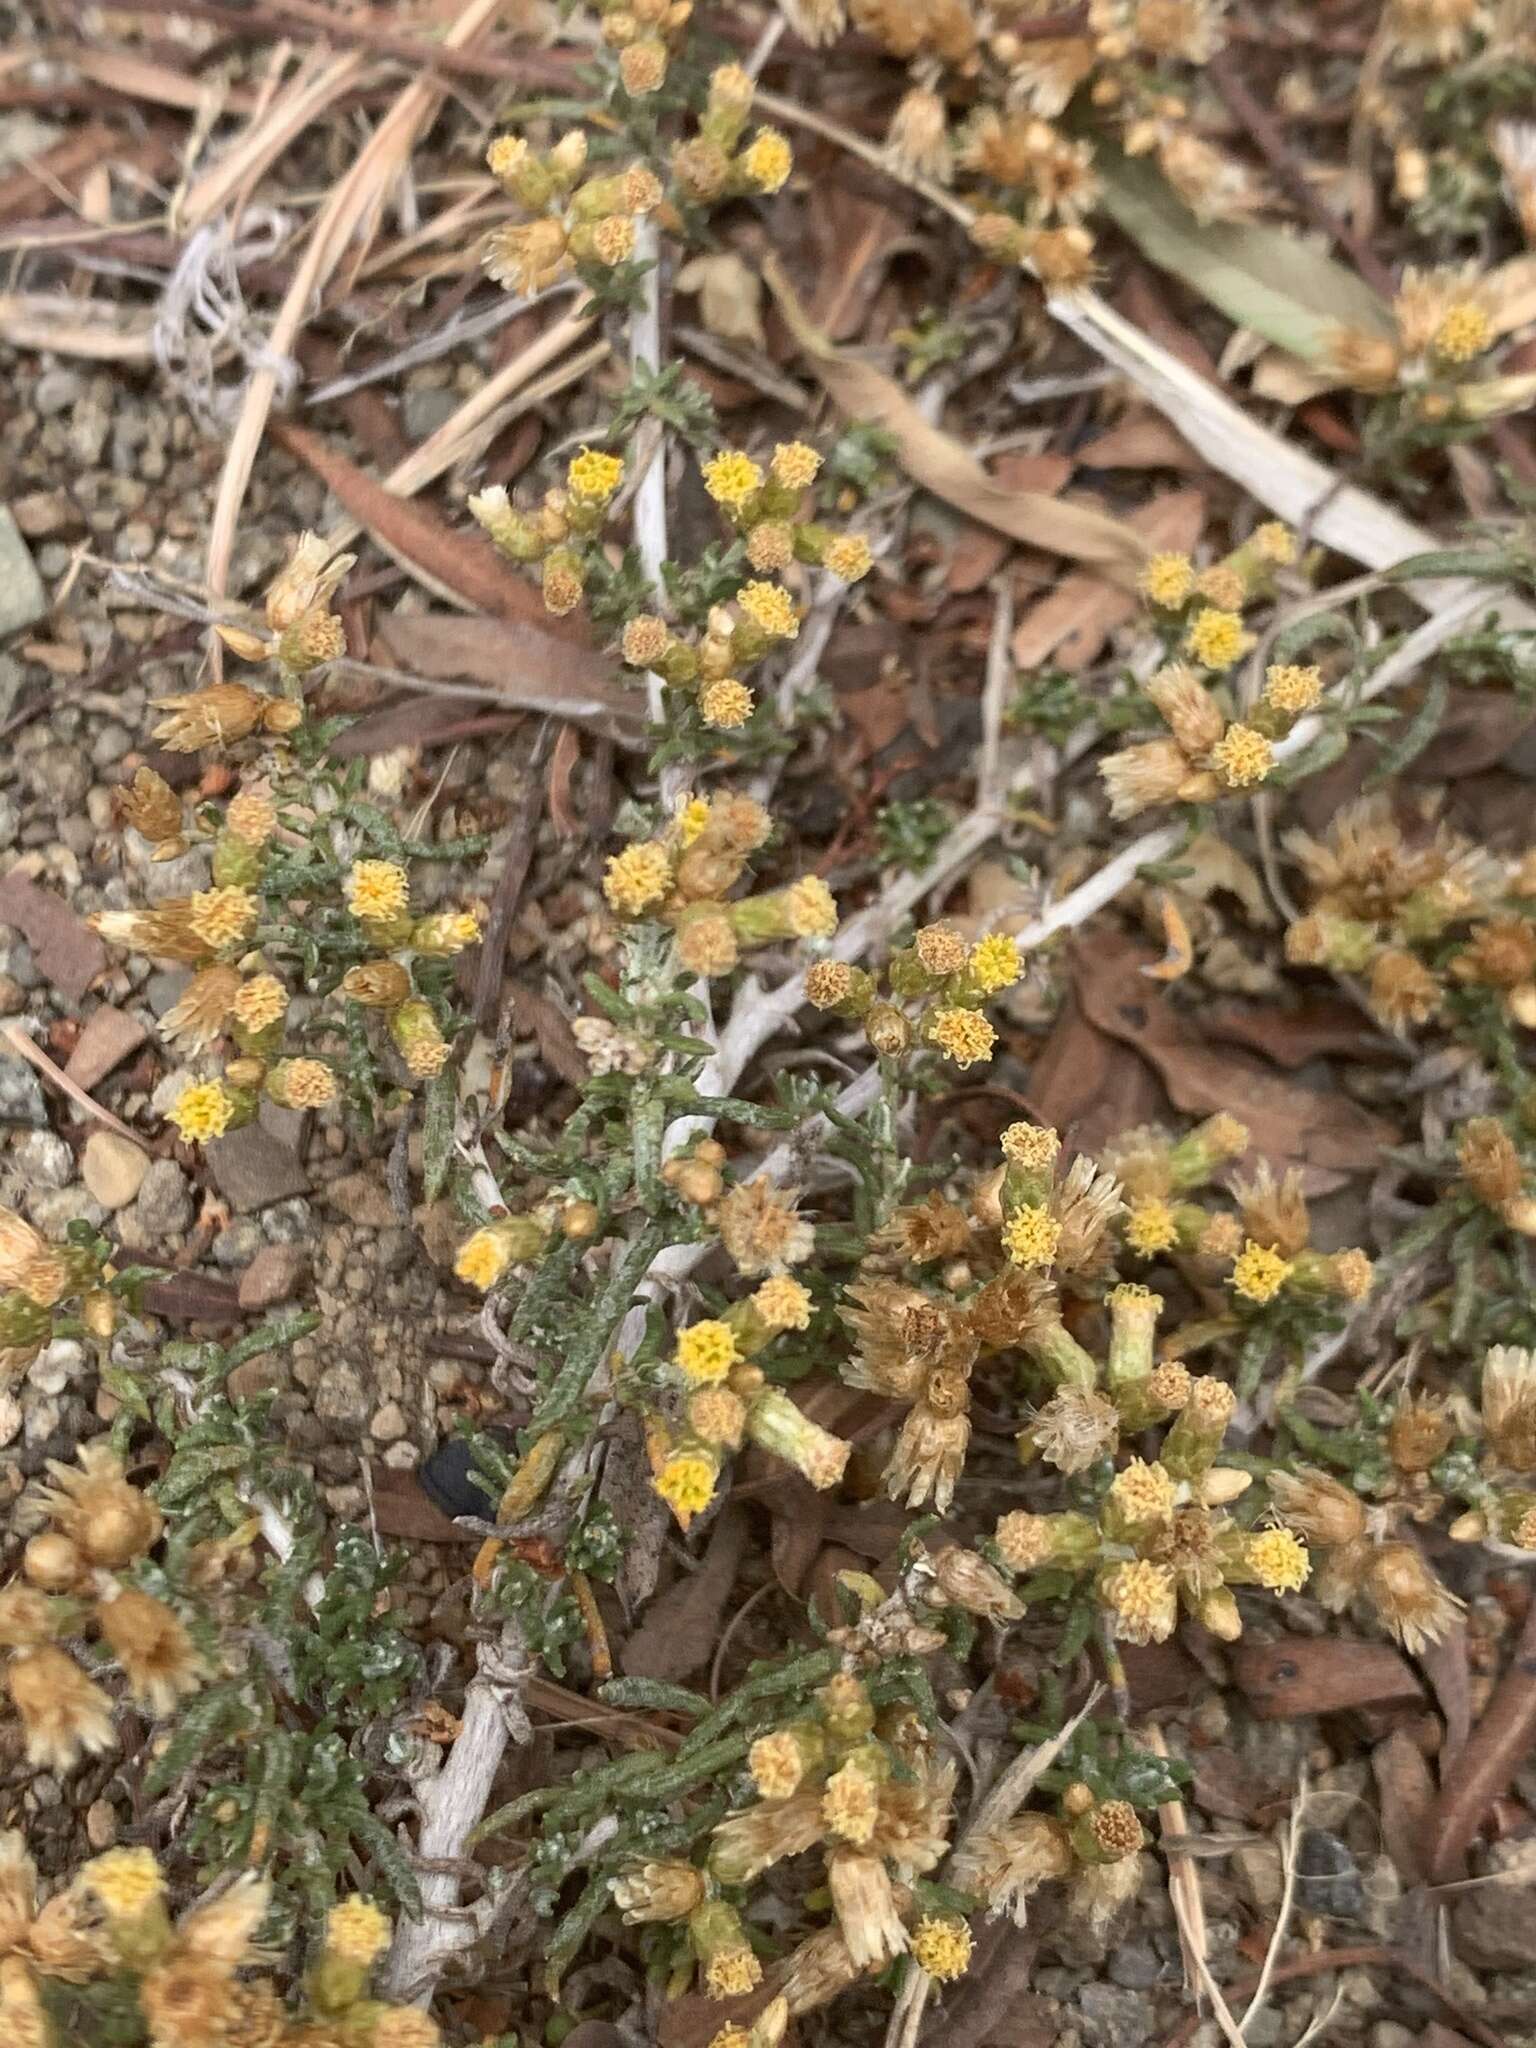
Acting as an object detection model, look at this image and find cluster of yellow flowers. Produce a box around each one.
[602,789,837,975]
[0,1446,200,1774]
[469,441,628,617]
[1283,793,1536,1035]
[614,1671,958,1997]
[1101,524,1321,820]
[1326,264,1536,419]
[806,918,1024,1073]
[94,535,482,1147]
[840,1116,1372,1514]
[1105,1126,1373,1328]
[482,64,791,303]
[613,440,873,733]
[0,1841,437,2048]
[649,1266,843,1526]
[0,1207,115,1387]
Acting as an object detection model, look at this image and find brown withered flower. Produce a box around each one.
[118,766,185,856]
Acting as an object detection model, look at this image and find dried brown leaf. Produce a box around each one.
[0,872,107,1001]
[1233,1636,1423,1718]
[1370,1727,1435,1887]
[620,1506,749,1683]
[1141,892,1194,981]
[1009,486,1204,670]
[374,613,644,746]
[763,254,1149,577]
[1073,934,1394,1176]
[1427,1598,1536,1883]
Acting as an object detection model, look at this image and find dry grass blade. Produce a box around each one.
[0,293,153,359]
[764,255,1149,578]
[176,45,367,232]
[203,0,502,619]
[1,1023,148,1147]
[1047,289,1536,627]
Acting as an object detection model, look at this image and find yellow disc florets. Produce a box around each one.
[454,1230,512,1292]
[1210,723,1273,790]
[604,842,672,915]
[326,1898,392,1966]
[823,534,873,583]
[1231,1239,1291,1304]
[821,1761,879,1844]
[1109,1458,1176,1524]
[656,1452,717,1517]
[753,1275,812,1330]
[230,973,287,1035]
[567,446,625,504]
[970,932,1022,993]
[675,1319,741,1385]
[1263,663,1323,715]
[700,680,755,730]
[1253,521,1297,565]
[1002,1203,1062,1268]
[740,127,793,192]
[83,1847,164,1918]
[737,581,799,639]
[347,860,409,922]
[911,1915,973,1982]
[1001,1121,1060,1171]
[1125,1198,1178,1256]
[927,1006,997,1069]
[771,441,821,490]
[1139,551,1194,608]
[703,451,764,509]
[1433,301,1492,364]
[167,1080,235,1144]
[783,876,838,939]
[189,887,257,951]
[1247,1527,1311,1593]
[1184,607,1251,670]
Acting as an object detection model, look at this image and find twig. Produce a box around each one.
[1158,1945,1507,2048]
[1143,1726,1209,2003]
[0,1024,148,1148]
[979,579,1013,806]
[1205,52,1396,298]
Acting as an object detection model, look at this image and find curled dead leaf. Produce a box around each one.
[1141,891,1194,981]
[762,253,1149,579]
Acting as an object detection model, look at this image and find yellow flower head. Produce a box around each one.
[700,679,754,730]
[567,446,625,505]
[1231,1239,1291,1304]
[454,1228,512,1293]
[670,798,709,852]
[1433,300,1492,364]
[604,841,672,916]
[1101,1558,1178,1644]
[911,1915,972,1982]
[1002,1203,1062,1268]
[1210,723,1273,790]
[753,1275,812,1331]
[783,875,838,939]
[821,1760,879,1844]
[225,788,276,847]
[927,1006,996,1069]
[1001,1121,1060,1171]
[655,1451,717,1518]
[1108,1458,1176,1524]
[970,933,1022,993]
[1125,1198,1178,1256]
[746,521,794,574]
[1246,1528,1311,1593]
[272,1058,335,1110]
[622,614,672,668]
[740,127,793,193]
[703,451,765,510]
[591,213,637,266]
[1139,551,1194,608]
[737,580,799,640]
[326,1898,391,1966]
[1253,521,1297,565]
[1263,663,1323,715]
[412,911,481,956]
[824,534,873,583]
[188,887,257,951]
[771,441,821,490]
[675,1319,741,1385]
[1184,607,1252,670]
[229,973,287,1035]
[347,860,409,923]
[167,1080,235,1145]
[83,1847,164,1918]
